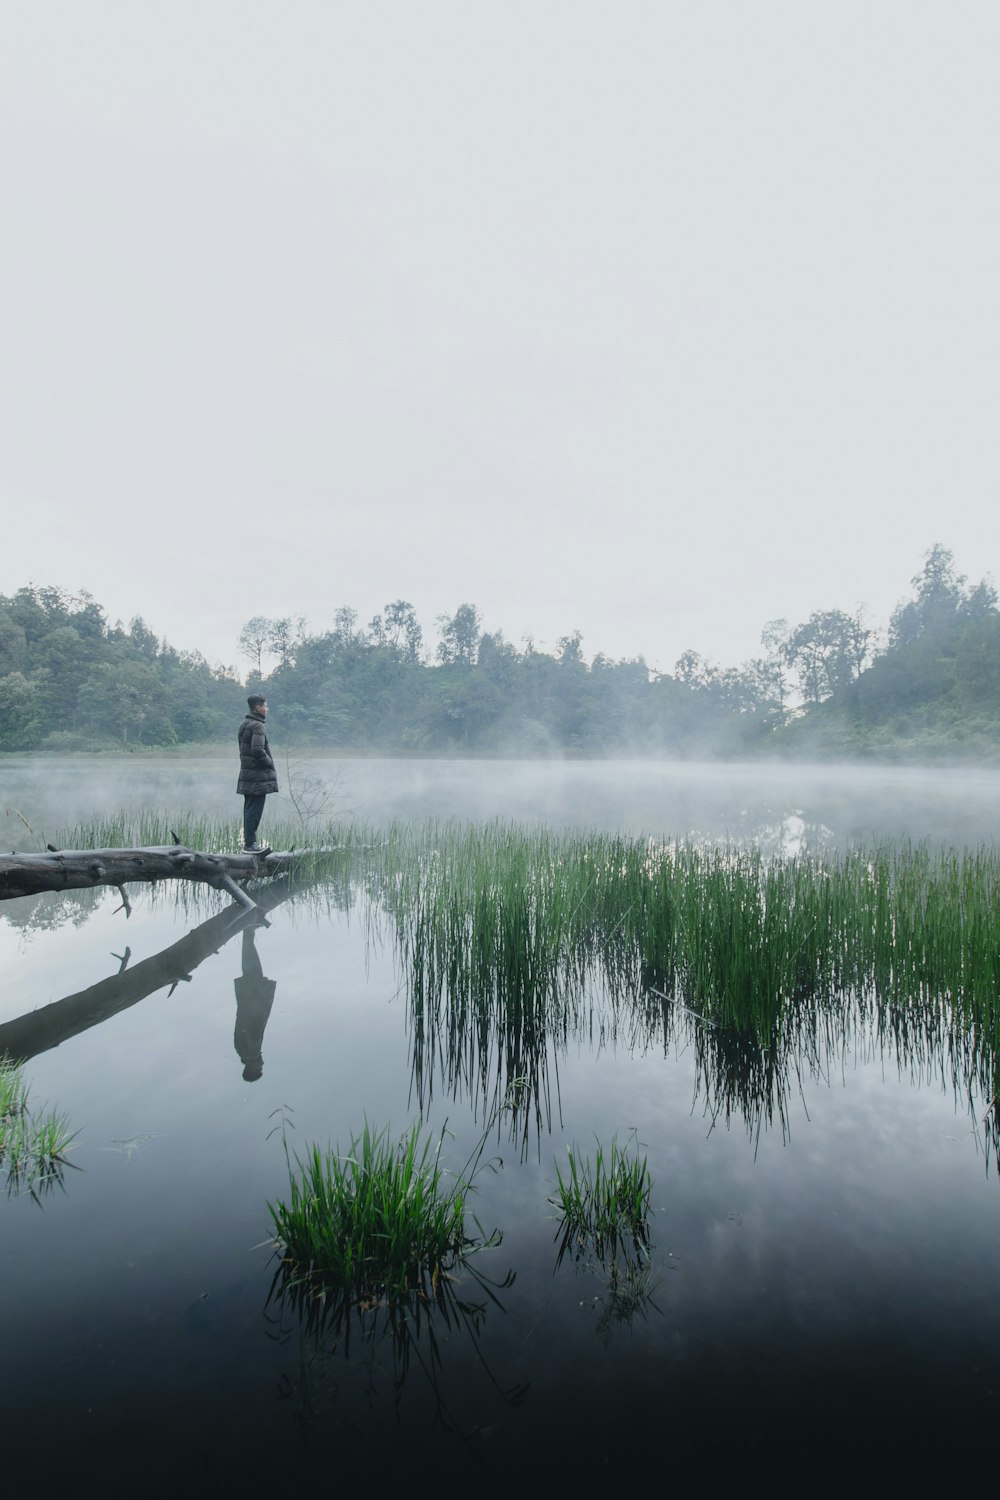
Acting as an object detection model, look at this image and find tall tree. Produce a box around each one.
[238,616,272,678]
[889,544,967,647]
[267,616,304,669]
[368,600,423,662]
[436,604,481,666]
[782,609,872,704]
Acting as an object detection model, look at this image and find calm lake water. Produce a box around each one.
[2,757,999,1485]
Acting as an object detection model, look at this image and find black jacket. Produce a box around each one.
[237,712,279,796]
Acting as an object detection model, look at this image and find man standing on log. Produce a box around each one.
[237,694,278,852]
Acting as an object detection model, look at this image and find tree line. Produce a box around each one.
[1,546,998,759]
[0,586,244,751]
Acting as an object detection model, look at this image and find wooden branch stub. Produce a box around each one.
[219,874,258,911]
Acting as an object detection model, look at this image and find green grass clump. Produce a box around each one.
[48,814,1000,1154]
[550,1132,653,1264]
[0,1058,77,1201]
[268,1119,494,1312]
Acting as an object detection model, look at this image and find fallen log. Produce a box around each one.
[0,843,341,910]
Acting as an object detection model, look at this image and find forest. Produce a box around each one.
[1,546,997,761]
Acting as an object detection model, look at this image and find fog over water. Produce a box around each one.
[3,751,1000,1483]
[4,6,1000,1479]
[2,754,999,855]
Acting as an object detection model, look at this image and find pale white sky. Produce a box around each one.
[2,2,997,674]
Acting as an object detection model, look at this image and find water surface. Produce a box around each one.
[1,759,998,1484]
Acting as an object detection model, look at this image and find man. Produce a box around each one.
[237,694,278,852]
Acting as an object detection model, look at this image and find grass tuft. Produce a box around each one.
[550,1131,653,1264]
[267,1115,500,1317]
[0,1058,78,1201]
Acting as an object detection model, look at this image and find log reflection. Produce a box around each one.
[0,880,296,1069]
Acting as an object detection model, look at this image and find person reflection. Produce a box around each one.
[233,924,276,1082]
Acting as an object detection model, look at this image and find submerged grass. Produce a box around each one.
[551,1132,653,1263]
[53,811,1000,1152]
[53,811,1000,1029]
[0,1058,77,1201]
[267,1115,499,1315]
[363,820,1000,1029]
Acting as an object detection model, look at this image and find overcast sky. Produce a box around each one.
[2,2,997,675]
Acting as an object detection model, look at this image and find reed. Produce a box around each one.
[354,822,1000,1154]
[267,1117,497,1311]
[57,812,1000,1146]
[550,1132,653,1263]
[0,1058,77,1200]
[367,821,1000,1030]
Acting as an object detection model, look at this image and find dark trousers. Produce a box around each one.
[242,794,268,848]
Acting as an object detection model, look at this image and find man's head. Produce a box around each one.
[247,695,268,716]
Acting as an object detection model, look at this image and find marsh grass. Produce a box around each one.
[266,1101,512,1330]
[351,821,1000,1155]
[0,1058,78,1201]
[54,815,1000,1035]
[550,1132,653,1265]
[372,823,1000,1036]
[266,1099,525,1423]
[270,1119,471,1298]
[54,813,1000,1158]
[56,809,376,862]
[51,811,389,920]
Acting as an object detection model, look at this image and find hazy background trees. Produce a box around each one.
[2,546,997,760]
[0,585,244,750]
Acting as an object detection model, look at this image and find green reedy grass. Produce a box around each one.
[360,822,1000,1150]
[369,821,1000,1028]
[267,1117,497,1312]
[550,1132,653,1263]
[52,812,1000,1142]
[0,1058,77,1201]
[55,811,1000,1050]
[51,811,390,916]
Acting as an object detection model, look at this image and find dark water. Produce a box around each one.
[2,760,999,1486]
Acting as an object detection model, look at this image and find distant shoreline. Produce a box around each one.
[2,744,999,770]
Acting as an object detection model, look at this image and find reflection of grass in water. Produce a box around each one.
[0,1058,78,1202]
[99,1133,155,1163]
[595,1258,660,1338]
[550,1132,652,1265]
[549,1132,659,1337]
[266,1103,526,1429]
[269,1254,524,1434]
[51,814,1000,1155]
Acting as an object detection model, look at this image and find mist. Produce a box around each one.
[5,756,1000,866]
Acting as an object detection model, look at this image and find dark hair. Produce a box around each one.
[247,694,267,711]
